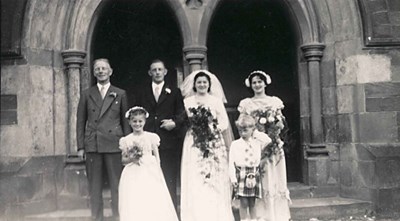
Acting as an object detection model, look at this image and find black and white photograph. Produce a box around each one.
[1,0,400,220]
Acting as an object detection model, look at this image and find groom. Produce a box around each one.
[136,59,186,209]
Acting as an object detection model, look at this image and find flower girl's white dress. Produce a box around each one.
[118,132,178,221]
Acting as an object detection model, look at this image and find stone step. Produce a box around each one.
[24,209,114,221]
[290,197,372,221]
[25,197,371,221]
[288,182,339,199]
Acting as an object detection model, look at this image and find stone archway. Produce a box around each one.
[195,0,328,185]
[61,0,190,157]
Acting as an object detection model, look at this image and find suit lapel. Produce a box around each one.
[147,83,157,106]
[89,86,103,108]
[99,85,116,118]
[157,84,169,105]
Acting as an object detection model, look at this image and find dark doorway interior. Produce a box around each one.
[92,0,183,107]
[208,0,301,182]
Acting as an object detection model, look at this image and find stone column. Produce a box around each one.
[61,49,86,163]
[301,43,325,145]
[183,45,207,74]
[301,43,329,185]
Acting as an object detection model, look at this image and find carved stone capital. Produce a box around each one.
[301,43,325,62]
[183,45,207,65]
[61,49,86,69]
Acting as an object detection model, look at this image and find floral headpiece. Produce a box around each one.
[244,70,272,87]
[125,106,149,119]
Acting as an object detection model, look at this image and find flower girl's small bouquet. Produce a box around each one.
[251,108,285,164]
[121,141,143,165]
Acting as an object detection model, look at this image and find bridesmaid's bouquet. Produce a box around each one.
[251,108,285,164]
[188,105,221,158]
[121,142,143,165]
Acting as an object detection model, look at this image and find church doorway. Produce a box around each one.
[207,0,301,182]
[91,0,183,107]
[90,0,183,186]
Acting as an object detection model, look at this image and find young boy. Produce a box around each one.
[229,114,271,221]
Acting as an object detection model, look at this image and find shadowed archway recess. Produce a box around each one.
[207,0,301,182]
[91,0,183,106]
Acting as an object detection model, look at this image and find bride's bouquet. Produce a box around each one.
[121,141,143,165]
[188,105,222,158]
[188,105,226,185]
[251,108,285,164]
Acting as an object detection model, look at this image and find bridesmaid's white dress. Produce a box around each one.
[238,97,291,221]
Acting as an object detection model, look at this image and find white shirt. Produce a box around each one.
[97,82,111,98]
[152,81,164,98]
[228,131,271,183]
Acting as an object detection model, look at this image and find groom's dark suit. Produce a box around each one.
[136,81,186,207]
[77,85,130,221]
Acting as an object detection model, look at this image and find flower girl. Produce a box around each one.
[118,106,178,221]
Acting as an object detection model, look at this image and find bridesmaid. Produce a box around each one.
[237,70,291,221]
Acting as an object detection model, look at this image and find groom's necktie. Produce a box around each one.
[154,86,161,102]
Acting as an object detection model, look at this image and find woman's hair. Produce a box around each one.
[244,70,272,95]
[125,106,149,119]
[192,71,211,93]
[235,114,256,128]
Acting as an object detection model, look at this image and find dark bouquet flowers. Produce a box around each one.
[121,141,143,165]
[188,105,221,158]
[251,108,286,164]
[188,105,226,185]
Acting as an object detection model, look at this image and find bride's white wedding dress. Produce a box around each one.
[180,95,234,221]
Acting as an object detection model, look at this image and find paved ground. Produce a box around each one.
[301,215,400,221]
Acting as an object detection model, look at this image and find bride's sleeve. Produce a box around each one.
[215,99,229,131]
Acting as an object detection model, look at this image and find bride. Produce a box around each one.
[180,70,234,221]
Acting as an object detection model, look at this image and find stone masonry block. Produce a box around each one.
[388,12,400,24]
[337,114,354,142]
[367,0,387,12]
[321,60,336,87]
[373,24,392,37]
[306,157,329,186]
[376,187,400,214]
[337,86,354,113]
[359,112,398,142]
[336,55,391,85]
[340,160,355,187]
[340,143,357,161]
[355,144,376,161]
[366,97,400,112]
[334,38,363,61]
[336,59,357,85]
[326,144,339,161]
[323,115,338,143]
[376,158,400,188]
[322,87,337,114]
[328,160,339,184]
[388,0,400,10]
[365,82,400,98]
[372,12,389,26]
[357,161,376,187]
